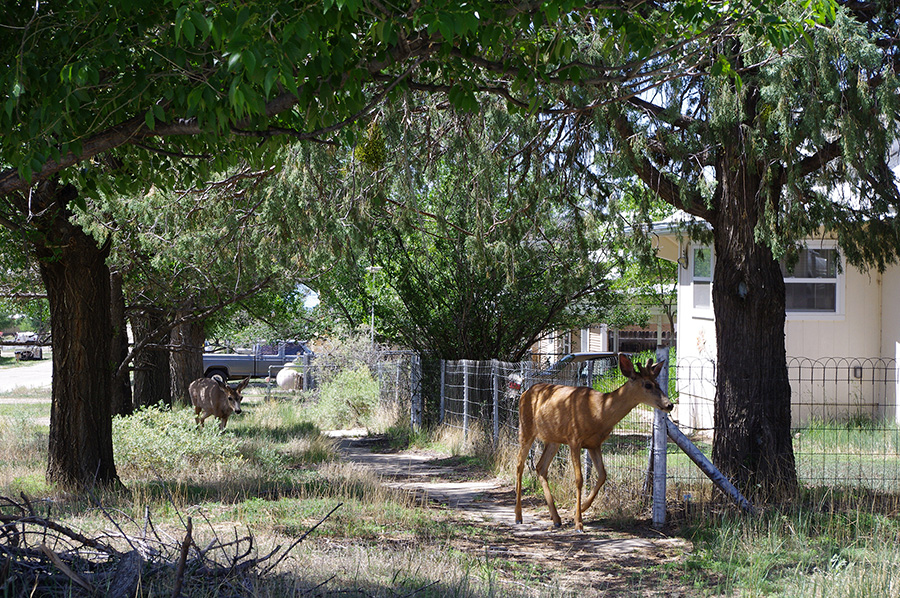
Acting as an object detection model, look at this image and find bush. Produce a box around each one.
[113,405,246,481]
[308,366,380,430]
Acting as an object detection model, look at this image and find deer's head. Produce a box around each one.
[618,353,673,412]
[214,375,250,414]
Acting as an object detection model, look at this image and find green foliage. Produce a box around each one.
[112,405,246,480]
[353,120,387,171]
[307,366,381,430]
[274,97,619,359]
[0,0,811,204]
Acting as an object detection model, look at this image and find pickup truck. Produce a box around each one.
[12,332,44,361]
[202,341,312,380]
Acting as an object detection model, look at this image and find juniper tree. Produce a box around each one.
[270,98,619,361]
[590,1,900,499]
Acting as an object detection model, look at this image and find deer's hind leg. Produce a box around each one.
[580,447,608,513]
[534,442,562,527]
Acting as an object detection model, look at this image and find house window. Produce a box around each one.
[560,331,572,355]
[781,247,840,313]
[692,246,713,310]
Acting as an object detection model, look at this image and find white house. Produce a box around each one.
[651,215,900,428]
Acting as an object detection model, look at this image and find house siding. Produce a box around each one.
[670,239,899,428]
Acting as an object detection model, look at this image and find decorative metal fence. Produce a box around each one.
[439,354,900,505]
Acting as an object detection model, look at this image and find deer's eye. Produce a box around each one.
[644,382,654,390]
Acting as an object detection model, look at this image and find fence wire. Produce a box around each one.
[264,351,422,427]
[439,355,900,507]
[260,350,900,506]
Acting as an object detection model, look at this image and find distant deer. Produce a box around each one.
[189,375,250,430]
[515,353,673,531]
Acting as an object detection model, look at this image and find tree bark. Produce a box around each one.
[30,181,119,488]
[709,143,798,501]
[110,270,132,416]
[169,302,204,407]
[129,308,171,408]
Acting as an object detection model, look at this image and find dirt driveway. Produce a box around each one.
[335,434,694,596]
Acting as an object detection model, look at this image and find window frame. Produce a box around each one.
[782,241,844,320]
[687,241,844,320]
[690,245,714,317]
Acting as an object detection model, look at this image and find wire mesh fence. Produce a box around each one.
[263,351,423,428]
[255,347,900,506]
[438,354,900,507]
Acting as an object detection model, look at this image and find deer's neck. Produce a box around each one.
[590,384,640,430]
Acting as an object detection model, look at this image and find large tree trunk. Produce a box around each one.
[31,181,119,488]
[710,154,798,501]
[130,308,171,408]
[170,302,204,407]
[110,270,132,416]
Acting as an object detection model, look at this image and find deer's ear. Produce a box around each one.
[237,377,250,391]
[651,361,664,378]
[618,353,636,379]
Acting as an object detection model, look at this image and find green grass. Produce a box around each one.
[5,381,900,597]
[1,394,574,598]
[674,492,900,596]
[0,400,50,420]
[0,355,35,369]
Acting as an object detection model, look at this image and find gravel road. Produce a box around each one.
[0,359,53,393]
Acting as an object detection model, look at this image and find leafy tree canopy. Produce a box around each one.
[0,0,827,205]
[264,96,620,360]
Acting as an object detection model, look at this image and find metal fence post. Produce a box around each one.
[652,346,670,529]
[410,353,422,431]
[463,359,470,441]
[492,359,500,446]
[439,359,446,425]
[302,353,312,390]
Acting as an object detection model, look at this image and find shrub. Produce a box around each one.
[307,366,380,430]
[113,404,246,481]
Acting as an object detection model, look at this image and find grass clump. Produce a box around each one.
[0,415,49,494]
[676,493,900,597]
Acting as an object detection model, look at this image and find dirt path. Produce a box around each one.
[334,433,693,596]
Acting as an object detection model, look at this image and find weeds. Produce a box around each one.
[677,492,900,597]
[304,365,381,430]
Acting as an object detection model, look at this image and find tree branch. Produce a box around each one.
[613,114,713,221]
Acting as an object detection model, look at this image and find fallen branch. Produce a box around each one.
[0,495,341,597]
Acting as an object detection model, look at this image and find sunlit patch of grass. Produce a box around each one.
[0,416,48,494]
[0,401,50,421]
[674,491,900,597]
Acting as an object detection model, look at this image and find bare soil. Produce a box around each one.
[336,434,696,596]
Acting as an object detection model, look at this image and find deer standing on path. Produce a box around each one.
[515,353,674,531]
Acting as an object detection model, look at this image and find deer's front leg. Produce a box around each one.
[570,444,585,532]
[581,447,607,513]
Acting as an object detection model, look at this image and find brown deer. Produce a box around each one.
[189,375,250,430]
[515,353,673,531]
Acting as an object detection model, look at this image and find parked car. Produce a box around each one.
[202,341,312,380]
[12,332,43,361]
[508,352,619,392]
